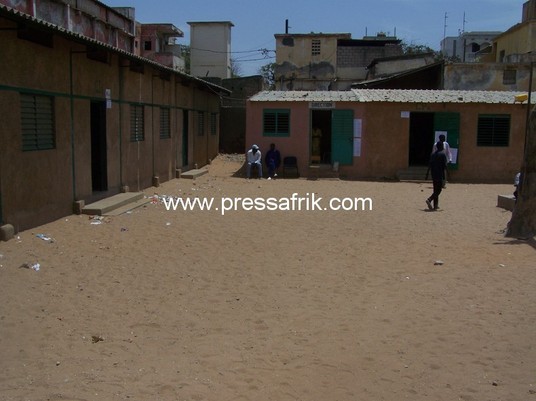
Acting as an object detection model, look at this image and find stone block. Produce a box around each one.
[73,200,85,215]
[0,224,15,242]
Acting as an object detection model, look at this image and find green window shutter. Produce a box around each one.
[434,112,460,170]
[477,115,510,147]
[21,93,55,151]
[210,113,217,136]
[160,107,170,139]
[130,105,144,141]
[263,109,290,136]
[197,112,205,136]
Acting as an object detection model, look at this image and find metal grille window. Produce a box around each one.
[263,109,290,137]
[197,112,205,136]
[312,39,321,56]
[21,93,55,151]
[210,113,217,136]
[130,104,144,141]
[160,107,171,139]
[477,114,510,147]
[503,70,516,85]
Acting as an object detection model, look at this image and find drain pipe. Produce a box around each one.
[69,49,87,201]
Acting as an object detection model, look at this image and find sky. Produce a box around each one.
[105,0,525,76]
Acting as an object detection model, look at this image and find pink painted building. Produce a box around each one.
[246,90,530,183]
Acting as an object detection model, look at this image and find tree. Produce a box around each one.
[180,45,190,74]
[230,58,243,78]
[400,41,441,60]
[506,105,536,238]
[259,62,276,90]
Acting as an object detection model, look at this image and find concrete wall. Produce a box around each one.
[444,63,534,91]
[274,34,347,89]
[370,55,435,78]
[1,0,136,52]
[0,12,221,230]
[246,99,526,183]
[189,22,233,79]
[494,21,536,62]
[219,75,264,153]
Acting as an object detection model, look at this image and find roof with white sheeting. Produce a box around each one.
[248,89,533,104]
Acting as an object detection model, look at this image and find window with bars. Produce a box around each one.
[197,112,205,136]
[503,70,516,85]
[263,109,290,137]
[130,104,144,141]
[312,39,321,56]
[210,113,217,136]
[160,107,171,139]
[477,114,510,147]
[21,93,55,151]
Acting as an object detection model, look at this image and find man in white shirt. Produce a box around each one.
[432,134,452,163]
[246,144,262,179]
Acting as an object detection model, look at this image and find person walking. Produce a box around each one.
[432,134,452,188]
[426,141,447,211]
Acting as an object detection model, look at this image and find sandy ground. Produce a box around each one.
[0,154,535,401]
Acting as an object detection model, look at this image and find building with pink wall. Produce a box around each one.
[246,90,530,183]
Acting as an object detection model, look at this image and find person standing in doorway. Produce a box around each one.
[426,141,447,211]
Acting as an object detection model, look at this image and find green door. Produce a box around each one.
[331,109,354,165]
[434,112,460,170]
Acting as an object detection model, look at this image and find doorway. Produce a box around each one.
[90,101,108,192]
[311,110,332,163]
[182,110,189,167]
[409,112,434,165]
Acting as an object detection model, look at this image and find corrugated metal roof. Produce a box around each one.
[0,4,230,94]
[249,89,533,104]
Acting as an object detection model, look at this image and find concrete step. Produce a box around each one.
[308,164,340,179]
[497,194,516,211]
[82,192,145,216]
[181,168,208,179]
[397,166,430,181]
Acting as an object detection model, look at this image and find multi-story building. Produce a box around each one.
[138,23,186,72]
[274,32,403,90]
[188,21,234,79]
[441,31,501,62]
[489,0,536,63]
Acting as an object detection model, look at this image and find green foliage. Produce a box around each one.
[258,63,276,90]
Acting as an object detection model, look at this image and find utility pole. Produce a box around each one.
[442,12,448,55]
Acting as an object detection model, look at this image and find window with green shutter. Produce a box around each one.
[130,104,144,142]
[477,114,510,147]
[197,112,205,136]
[210,113,217,136]
[21,93,55,151]
[263,109,290,137]
[160,107,170,139]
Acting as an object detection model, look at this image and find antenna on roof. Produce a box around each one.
[285,19,290,34]
[442,11,449,52]
[462,12,467,34]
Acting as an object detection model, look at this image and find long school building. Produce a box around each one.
[0,5,228,231]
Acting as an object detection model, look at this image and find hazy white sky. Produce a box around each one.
[105,0,525,76]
